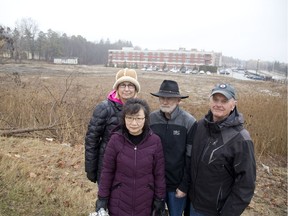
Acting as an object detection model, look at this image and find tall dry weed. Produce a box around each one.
[0,69,286,157]
[0,72,105,145]
[239,89,287,157]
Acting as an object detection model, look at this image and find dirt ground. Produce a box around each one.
[0,62,287,215]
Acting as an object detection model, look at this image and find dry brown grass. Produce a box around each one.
[0,137,96,216]
[0,62,286,157]
[0,62,287,215]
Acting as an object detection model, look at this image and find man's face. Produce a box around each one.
[209,93,236,122]
[159,97,180,113]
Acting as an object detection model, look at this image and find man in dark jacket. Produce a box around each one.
[188,83,256,216]
[150,80,197,216]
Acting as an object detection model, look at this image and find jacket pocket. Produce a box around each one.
[147,183,154,191]
[111,182,122,192]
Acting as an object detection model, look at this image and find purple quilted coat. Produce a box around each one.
[98,129,166,216]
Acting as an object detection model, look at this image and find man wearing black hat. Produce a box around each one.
[150,80,197,216]
[188,83,256,216]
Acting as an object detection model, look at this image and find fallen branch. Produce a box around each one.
[0,125,56,136]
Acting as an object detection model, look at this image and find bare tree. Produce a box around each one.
[15,17,39,60]
[35,31,47,60]
[0,25,14,62]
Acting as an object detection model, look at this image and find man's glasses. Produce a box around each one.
[125,116,145,124]
[119,83,135,90]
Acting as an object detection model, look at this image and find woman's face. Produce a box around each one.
[125,109,145,136]
[117,82,137,103]
[209,93,236,122]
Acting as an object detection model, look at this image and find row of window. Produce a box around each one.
[110,57,212,62]
[110,54,211,58]
[111,59,212,64]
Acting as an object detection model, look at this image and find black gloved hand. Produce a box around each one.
[153,198,165,215]
[86,172,97,183]
[96,197,108,212]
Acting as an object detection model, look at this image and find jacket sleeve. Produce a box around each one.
[84,101,109,174]
[153,136,166,200]
[98,135,118,198]
[178,121,197,193]
[220,139,256,216]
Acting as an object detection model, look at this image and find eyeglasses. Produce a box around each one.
[125,116,145,124]
[119,83,135,90]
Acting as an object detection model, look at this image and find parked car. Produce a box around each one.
[219,69,230,75]
[180,68,186,73]
[170,68,179,73]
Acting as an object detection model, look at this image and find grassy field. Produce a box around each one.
[0,62,287,215]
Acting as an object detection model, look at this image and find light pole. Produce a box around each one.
[256,59,260,75]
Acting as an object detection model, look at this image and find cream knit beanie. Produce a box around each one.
[113,68,140,92]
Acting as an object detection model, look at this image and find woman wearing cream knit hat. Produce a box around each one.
[85,68,140,190]
[112,68,140,103]
[85,68,140,185]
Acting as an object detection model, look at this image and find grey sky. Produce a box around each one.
[1,0,287,62]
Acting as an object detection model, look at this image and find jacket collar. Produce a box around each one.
[204,107,244,130]
[160,105,180,120]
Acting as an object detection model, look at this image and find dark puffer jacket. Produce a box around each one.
[85,98,122,183]
[98,129,166,216]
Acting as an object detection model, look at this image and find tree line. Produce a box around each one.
[1,18,287,75]
[1,18,133,65]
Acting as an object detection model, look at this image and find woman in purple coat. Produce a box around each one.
[95,98,166,216]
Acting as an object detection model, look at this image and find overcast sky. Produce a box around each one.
[1,0,287,63]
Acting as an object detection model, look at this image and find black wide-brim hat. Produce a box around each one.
[150,80,189,99]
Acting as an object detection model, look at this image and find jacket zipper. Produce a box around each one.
[133,145,137,216]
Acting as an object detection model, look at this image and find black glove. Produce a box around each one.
[86,172,97,183]
[96,197,108,212]
[153,198,165,215]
